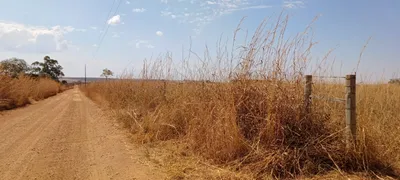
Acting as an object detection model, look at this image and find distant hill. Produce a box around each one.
[59,77,113,83]
[59,77,212,84]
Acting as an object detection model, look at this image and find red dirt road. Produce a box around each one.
[0,87,165,180]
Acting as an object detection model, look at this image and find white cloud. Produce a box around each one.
[107,15,121,25]
[206,1,216,5]
[161,0,168,4]
[146,44,155,48]
[159,0,273,34]
[59,26,87,33]
[93,44,98,47]
[132,8,146,13]
[156,31,163,36]
[126,1,130,4]
[283,1,305,9]
[161,11,172,16]
[64,26,75,32]
[135,40,155,49]
[0,21,81,53]
[225,5,273,13]
[90,26,98,30]
[75,28,87,32]
[241,5,273,10]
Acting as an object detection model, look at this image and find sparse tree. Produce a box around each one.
[101,68,113,80]
[0,58,30,78]
[31,56,65,81]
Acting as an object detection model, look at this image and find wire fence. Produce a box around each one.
[312,75,346,79]
[304,74,357,148]
[310,94,345,103]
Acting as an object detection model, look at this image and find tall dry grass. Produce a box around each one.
[0,75,64,110]
[81,15,400,179]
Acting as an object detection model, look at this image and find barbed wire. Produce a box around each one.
[311,94,345,103]
[312,75,346,79]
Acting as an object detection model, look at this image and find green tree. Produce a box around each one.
[0,58,30,78]
[31,56,65,81]
[101,68,113,80]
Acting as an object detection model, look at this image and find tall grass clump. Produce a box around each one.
[81,14,399,179]
[0,75,63,110]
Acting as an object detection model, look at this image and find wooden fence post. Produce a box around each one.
[345,74,356,147]
[304,75,313,114]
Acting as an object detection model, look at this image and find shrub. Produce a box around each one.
[0,75,62,110]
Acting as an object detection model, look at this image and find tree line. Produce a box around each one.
[0,56,64,82]
[389,79,400,84]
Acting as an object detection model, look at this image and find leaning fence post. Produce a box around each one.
[345,74,356,148]
[304,75,312,114]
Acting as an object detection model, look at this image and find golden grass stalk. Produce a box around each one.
[0,75,64,110]
[81,14,400,179]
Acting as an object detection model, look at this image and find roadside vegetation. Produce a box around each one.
[81,15,400,179]
[389,78,400,85]
[0,56,68,110]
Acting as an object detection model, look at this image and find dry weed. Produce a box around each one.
[81,14,400,179]
[0,75,64,110]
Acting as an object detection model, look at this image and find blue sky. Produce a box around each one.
[0,0,399,81]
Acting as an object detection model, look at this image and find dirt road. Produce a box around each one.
[0,87,165,180]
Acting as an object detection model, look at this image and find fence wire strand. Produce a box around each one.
[311,94,345,103]
[312,75,346,79]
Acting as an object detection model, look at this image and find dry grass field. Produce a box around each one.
[0,75,67,110]
[80,16,400,179]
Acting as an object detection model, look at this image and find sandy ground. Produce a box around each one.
[0,87,166,180]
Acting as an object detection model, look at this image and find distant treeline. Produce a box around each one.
[389,79,400,84]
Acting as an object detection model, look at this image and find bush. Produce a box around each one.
[389,79,400,84]
[0,75,63,110]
